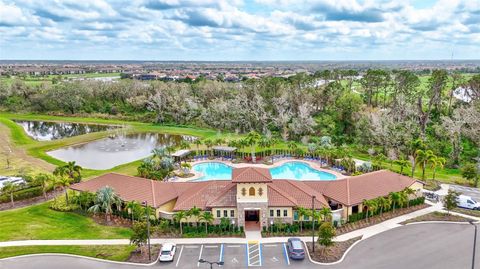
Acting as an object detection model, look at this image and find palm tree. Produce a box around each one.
[174,210,187,234]
[415,149,435,180]
[389,192,401,213]
[410,139,426,177]
[394,158,410,175]
[403,187,415,207]
[203,139,213,156]
[34,173,53,200]
[245,131,261,162]
[126,200,139,223]
[296,207,308,232]
[180,141,190,150]
[181,162,192,174]
[430,156,446,181]
[362,199,378,222]
[1,181,18,207]
[151,147,167,159]
[376,196,391,216]
[55,176,72,204]
[319,207,332,222]
[199,211,214,233]
[88,186,122,222]
[194,139,203,155]
[187,206,201,227]
[54,161,82,183]
[287,141,298,157]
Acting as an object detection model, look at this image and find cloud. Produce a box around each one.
[0,0,479,60]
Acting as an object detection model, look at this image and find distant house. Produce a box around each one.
[71,168,423,230]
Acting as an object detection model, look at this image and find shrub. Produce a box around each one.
[49,197,80,212]
[0,186,43,203]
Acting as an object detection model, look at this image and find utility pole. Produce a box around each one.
[143,201,151,261]
[312,195,316,253]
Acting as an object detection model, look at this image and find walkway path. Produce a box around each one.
[1,201,477,248]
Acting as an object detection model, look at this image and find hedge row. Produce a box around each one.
[0,186,43,203]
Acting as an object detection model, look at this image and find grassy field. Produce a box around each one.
[0,202,132,241]
[0,245,135,261]
[0,112,232,177]
[0,112,466,183]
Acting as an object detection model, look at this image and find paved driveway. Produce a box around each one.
[451,184,480,201]
[1,223,478,269]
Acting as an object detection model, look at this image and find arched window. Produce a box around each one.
[249,187,255,196]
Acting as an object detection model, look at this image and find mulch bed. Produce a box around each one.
[0,190,62,211]
[91,213,133,228]
[306,236,362,263]
[401,211,474,224]
[126,245,161,264]
[336,204,430,235]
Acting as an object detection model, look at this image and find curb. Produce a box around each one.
[303,220,476,265]
[0,247,162,266]
[405,220,480,225]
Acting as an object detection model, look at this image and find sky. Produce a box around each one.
[0,0,479,61]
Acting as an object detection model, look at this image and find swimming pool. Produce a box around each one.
[192,161,336,181]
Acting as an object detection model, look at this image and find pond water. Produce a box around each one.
[15,120,117,141]
[47,133,195,170]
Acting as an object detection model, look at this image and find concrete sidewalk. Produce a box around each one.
[1,202,478,248]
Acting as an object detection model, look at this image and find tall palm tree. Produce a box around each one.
[88,186,122,222]
[415,149,435,180]
[126,200,139,223]
[376,196,391,216]
[362,199,377,222]
[296,207,308,232]
[194,139,202,155]
[319,207,332,223]
[403,187,415,207]
[389,192,401,213]
[203,139,214,156]
[53,161,82,183]
[174,210,187,234]
[394,158,410,175]
[187,206,201,227]
[55,176,72,204]
[34,173,53,200]
[199,211,214,233]
[287,141,298,157]
[410,139,426,177]
[245,131,261,162]
[1,181,18,207]
[430,156,446,181]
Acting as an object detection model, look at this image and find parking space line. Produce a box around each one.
[263,244,277,247]
[283,243,290,266]
[197,245,204,267]
[185,246,199,249]
[175,245,184,267]
[204,245,219,248]
[219,244,224,263]
[259,243,263,266]
[227,245,241,248]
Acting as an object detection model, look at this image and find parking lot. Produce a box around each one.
[157,242,312,268]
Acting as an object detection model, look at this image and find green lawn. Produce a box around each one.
[0,202,132,241]
[0,245,135,261]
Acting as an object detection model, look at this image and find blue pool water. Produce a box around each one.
[193,161,336,181]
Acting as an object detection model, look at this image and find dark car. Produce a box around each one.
[287,238,305,260]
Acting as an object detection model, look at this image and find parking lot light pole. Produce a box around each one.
[143,201,151,261]
[312,195,316,253]
[199,259,224,269]
[470,221,477,269]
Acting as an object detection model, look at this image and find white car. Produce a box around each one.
[457,195,480,210]
[159,243,176,262]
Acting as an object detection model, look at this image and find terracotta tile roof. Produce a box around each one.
[173,181,233,211]
[269,180,327,209]
[232,167,272,183]
[305,170,417,206]
[206,183,237,208]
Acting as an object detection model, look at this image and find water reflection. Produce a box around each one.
[47,133,195,170]
[15,120,116,141]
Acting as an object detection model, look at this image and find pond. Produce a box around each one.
[47,133,195,170]
[15,120,117,141]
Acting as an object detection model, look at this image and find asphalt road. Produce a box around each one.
[451,184,480,201]
[1,223,478,269]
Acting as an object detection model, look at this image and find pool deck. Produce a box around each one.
[173,158,348,182]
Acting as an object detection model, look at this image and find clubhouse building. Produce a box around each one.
[71,167,424,229]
